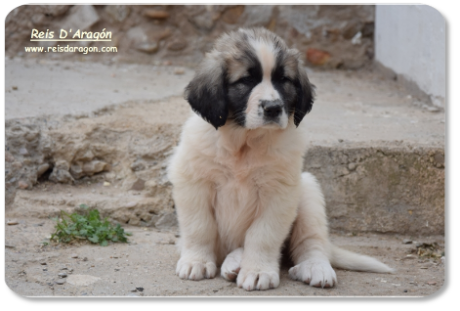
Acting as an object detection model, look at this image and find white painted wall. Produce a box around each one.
[375,5,446,107]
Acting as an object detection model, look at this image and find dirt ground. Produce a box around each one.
[5,215,444,297]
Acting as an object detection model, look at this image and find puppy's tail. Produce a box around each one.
[329,244,394,273]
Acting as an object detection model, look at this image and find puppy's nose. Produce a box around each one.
[261,100,283,118]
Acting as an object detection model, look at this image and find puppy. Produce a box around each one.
[168,28,392,291]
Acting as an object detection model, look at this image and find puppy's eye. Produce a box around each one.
[235,76,255,85]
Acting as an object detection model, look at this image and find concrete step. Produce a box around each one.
[5,59,445,235]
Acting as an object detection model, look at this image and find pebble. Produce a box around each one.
[40,262,47,265]
[136,42,159,54]
[12,86,18,90]
[55,279,66,285]
[7,220,19,225]
[71,254,78,258]
[136,287,144,292]
[403,239,413,244]
[58,273,68,278]
[426,281,437,286]
[174,68,185,75]
[103,181,111,187]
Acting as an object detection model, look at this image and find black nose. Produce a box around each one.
[261,100,283,118]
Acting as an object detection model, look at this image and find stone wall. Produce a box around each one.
[6,4,375,69]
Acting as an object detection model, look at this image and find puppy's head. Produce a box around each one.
[185,28,314,130]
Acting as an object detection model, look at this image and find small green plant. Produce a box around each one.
[49,204,131,246]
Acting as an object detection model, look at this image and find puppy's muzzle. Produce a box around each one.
[261,100,283,119]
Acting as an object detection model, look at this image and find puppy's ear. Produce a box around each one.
[293,59,315,127]
[184,53,228,129]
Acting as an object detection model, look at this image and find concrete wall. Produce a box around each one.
[375,5,446,108]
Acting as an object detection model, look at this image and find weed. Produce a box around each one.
[49,204,131,246]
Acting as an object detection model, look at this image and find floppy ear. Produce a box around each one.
[184,53,228,129]
[293,61,315,127]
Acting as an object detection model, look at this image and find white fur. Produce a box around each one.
[168,113,393,291]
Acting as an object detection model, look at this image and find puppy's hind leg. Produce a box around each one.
[288,172,337,288]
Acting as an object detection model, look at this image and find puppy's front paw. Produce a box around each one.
[221,248,243,281]
[236,268,280,291]
[289,259,337,288]
[176,259,217,281]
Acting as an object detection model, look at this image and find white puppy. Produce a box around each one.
[168,28,393,291]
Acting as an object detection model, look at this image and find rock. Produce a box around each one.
[306,48,331,66]
[7,220,19,225]
[144,10,169,19]
[17,180,29,189]
[167,39,187,51]
[136,42,159,54]
[103,181,111,187]
[125,201,137,208]
[36,163,50,177]
[351,31,362,45]
[55,279,66,285]
[49,168,74,184]
[144,180,161,197]
[347,163,357,171]
[58,272,68,278]
[71,254,78,259]
[19,147,28,155]
[82,160,107,176]
[130,178,145,191]
[105,5,130,22]
[60,5,100,31]
[76,149,94,162]
[221,5,245,24]
[155,212,178,229]
[136,287,144,292]
[241,5,273,27]
[433,152,444,167]
[12,86,18,91]
[40,5,70,17]
[5,152,14,162]
[70,164,84,179]
[403,239,413,244]
[189,12,215,31]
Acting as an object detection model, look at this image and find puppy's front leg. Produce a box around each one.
[237,193,298,291]
[174,181,218,281]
